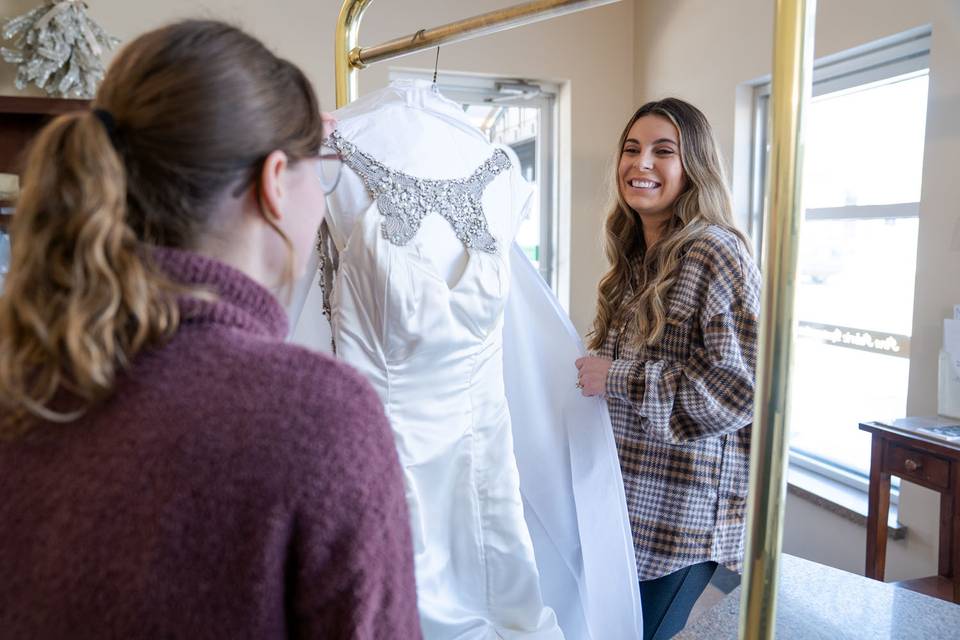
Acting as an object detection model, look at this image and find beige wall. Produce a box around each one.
[0,0,636,332]
[635,0,960,580]
[0,0,333,101]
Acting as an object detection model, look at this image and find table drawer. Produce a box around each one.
[884,443,950,490]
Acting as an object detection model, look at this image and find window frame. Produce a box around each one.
[750,28,931,247]
[749,27,931,497]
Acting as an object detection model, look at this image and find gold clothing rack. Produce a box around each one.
[333,1,818,637]
[335,0,621,107]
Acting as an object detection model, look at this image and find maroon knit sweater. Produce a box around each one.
[0,248,421,639]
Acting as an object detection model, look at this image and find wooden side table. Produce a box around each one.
[860,418,960,603]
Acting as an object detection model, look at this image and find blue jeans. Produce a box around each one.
[639,561,719,640]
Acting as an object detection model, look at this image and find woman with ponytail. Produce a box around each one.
[575,99,761,640]
[0,20,420,639]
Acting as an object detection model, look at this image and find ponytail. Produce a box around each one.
[0,112,180,432]
[1,19,325,434]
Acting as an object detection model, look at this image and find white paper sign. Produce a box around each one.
[946,319,960,373]
[0,173,18,200]
[941,319,960,418]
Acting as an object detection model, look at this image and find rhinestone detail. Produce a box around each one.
[327,130,509,253]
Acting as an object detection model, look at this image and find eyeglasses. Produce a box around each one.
[317,144,343,195]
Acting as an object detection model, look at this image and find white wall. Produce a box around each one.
[0,0,636,333]
[634,0,960,581]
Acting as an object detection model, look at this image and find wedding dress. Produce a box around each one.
[288,79,641,640]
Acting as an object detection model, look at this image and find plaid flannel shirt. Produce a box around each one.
[600,225,761,581]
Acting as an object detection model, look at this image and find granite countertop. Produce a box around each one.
[677,554,960,639]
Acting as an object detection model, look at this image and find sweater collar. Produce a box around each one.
[151,247,288,340]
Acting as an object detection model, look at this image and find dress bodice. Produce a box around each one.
[328,130,515,362]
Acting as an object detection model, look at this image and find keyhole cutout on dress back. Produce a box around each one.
[417,214,469,288]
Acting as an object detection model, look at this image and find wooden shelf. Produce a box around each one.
[0,95,89,115]
[0,95,89,175]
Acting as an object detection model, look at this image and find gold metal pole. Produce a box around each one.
[352,0,620,68]
[738,1,816,638]
[335,0,621,106]
[335,0,374,107]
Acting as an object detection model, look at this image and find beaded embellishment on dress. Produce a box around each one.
[327,131,509,253]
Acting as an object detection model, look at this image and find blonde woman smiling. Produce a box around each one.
[576,98,761,640]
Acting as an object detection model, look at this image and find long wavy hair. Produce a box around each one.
[587,98,749,351]
[0,20,324,433]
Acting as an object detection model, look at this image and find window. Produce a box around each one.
[0,201,11,292]
[0,227,8,291]
[390,71,560,290]
[750,29,930,487]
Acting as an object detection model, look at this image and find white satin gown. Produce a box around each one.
[288,80,641,640]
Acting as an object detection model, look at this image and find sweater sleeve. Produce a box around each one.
[605,236,761,444]
[286,363,421,640]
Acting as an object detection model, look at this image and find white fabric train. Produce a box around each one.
[288,79,641,639]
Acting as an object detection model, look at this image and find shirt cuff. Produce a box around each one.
[606,358,643,402]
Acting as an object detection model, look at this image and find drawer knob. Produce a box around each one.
[904,458,922,472]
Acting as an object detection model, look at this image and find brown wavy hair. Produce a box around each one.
[587,98,750,352]
[0,20,323,432]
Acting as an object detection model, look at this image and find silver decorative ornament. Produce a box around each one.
[1,1,119,99]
